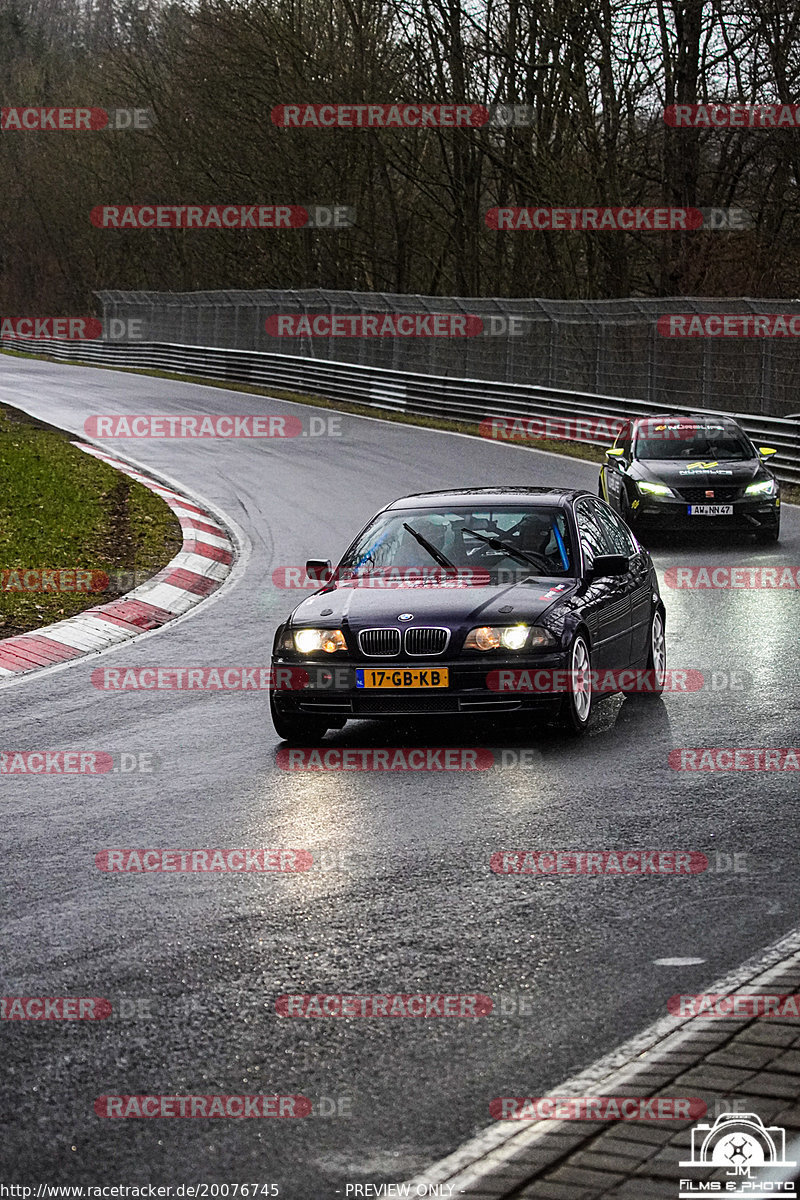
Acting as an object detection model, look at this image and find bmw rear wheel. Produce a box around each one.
[556,633,593,734]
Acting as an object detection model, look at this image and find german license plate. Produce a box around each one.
[688,504,733,516]
[356,667,449,689]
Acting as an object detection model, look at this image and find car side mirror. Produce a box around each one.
[606,448,627,466]
[590,554,629,579]
[758,446,777,458]
[306,558,333,582]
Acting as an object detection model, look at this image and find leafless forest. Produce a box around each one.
[4,0,800,310]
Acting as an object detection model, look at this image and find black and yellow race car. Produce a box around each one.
[599,414,780,542]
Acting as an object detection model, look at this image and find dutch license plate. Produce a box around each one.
[688,504,733,516]
[356,667,449,689]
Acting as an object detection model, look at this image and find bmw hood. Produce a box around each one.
[290,576,579,629]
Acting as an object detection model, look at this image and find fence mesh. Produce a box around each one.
[96,290,800,417]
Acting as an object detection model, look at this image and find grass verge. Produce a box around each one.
[0,401,183,640]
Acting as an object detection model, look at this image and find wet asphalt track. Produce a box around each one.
[1,355,799,1195]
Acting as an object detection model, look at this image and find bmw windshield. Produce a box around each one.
[337,507,575,580]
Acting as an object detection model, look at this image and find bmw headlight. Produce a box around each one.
[745,478,778,497]
[637,481,674,497]
[464,624,555,651]
[293,628,347,654]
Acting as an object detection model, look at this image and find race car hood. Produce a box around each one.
[290,575,579,629]
[631,457,767,487]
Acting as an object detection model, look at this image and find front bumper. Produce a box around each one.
[270,653,569,719]
[631,495,779,531]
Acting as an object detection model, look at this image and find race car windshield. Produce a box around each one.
[634,424,752,461]
[338,507,574,579]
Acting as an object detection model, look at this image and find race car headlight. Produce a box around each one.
[464,624,555,651]
[637,481,674,497]
[293,628,347,654]
[745,478,778,497]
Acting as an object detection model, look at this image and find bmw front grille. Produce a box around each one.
[357,627,450,657]
[404,627,450,656]
[358,628,402,657]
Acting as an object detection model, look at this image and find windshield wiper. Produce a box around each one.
[463,528,550,571]
[402,523,454,569]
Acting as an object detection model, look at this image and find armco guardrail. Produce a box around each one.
[3,336,799,485]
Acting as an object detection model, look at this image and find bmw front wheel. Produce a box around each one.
[556,633,593,734]
[624,609,666,700]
